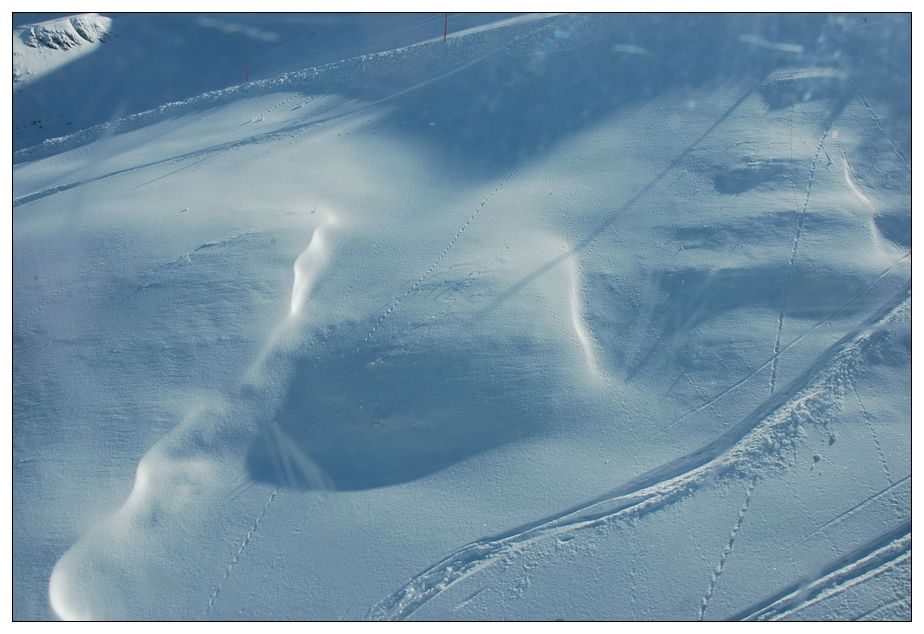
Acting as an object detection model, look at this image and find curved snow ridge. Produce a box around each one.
[368,287,910,621]
[566,252,605,380]
[247,209,340,377]
[48,213,341,620]
[48,398,250,621]
[290,214,337,317]
[14,13,565,164]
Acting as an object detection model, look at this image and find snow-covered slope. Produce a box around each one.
[13,13,910,621]
[11,12,517,152]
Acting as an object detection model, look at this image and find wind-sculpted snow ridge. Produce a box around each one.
[368,287,910,621]
[12,14,112,84]
[48,210,341,621]
[13,13,564,164]
[21,14,111,50]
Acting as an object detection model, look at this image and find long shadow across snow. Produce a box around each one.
[351,13,830,179]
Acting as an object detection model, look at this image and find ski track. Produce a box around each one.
[130,154,213,191]
[855,595,910,621]
[806,473,909,538]
[680,366,729,426]
[13,106,358,208]
[14,13,564,170]
[732,522,910,621]
[702,338,761,405]
[778,475,841,557]
[698,478,756,620]
[768,117,834,396]
[367,288,909,620]
[774,555,910,621]
[452,587,488,612]
[479,85,757,319]
[14,14,562,209]
[658,253,909,435]
[206,486,280,616]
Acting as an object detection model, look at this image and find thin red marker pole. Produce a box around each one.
[443,13,448,42]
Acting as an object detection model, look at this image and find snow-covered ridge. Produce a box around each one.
[21,14,111,50]
[13,14,112,84]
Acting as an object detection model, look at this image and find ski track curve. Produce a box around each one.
[367,286,909,620]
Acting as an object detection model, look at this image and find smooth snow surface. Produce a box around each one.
[13,13,910,621]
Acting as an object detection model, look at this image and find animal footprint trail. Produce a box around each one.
[206,486,280,615]
[246,93,303,124]
[311,175,337,214]
[859,95,911,172]
[659,253,909,435]
[768,118,834,396]
[846,373,893,486]
[234,492,326,618]
[359,168,518,349]
[368,290,908,621]
[204,212,340,614]
[698,478,756,620]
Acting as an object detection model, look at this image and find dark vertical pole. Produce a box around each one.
[443,13,448,42]
[244,64,249,82]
